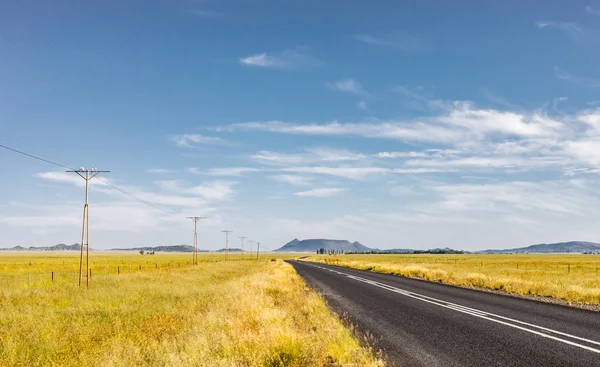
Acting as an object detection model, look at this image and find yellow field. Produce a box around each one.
[0,252,383,367]
[305,254,600,306]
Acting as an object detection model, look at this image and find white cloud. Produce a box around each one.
[270,174,312,186]
[226,101,566,143]
[283,166,389,180]
[186,181,237,201]
[239,47,320,69]
[356,32,422,51]
[251,148,365,166]
[564,140,600,165]
[357,101,369,110]
[553,66,600,88]
[535,21,585,40]
[327,79,366,95]
[170,134,226,148]
[35,172,110,187]
[376,151,429,158]
[585,6,600,15]
[294,188,345,197]
[201,167,266,176]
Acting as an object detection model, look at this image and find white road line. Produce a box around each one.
[303,262,600,354]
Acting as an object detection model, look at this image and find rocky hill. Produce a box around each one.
[274,238,373,253]
[0,243,82,251]
[478,241,600,254]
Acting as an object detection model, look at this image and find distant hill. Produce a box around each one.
[275,238,373,253]
[215,248,243,253]
[478,241,600,254]
[0,243,82,251]
[111,245,196,253]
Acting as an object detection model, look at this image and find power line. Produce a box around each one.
[95,177,184,218]
[1,142,184,219]
[0,143,74,170]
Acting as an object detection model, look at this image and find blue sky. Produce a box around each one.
[2,1,600,250]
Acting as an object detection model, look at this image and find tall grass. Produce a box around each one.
[0,253,383,366]
[306,254,600,306]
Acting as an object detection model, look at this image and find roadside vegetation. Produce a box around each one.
[0,253,384,366]
[306,254,600,306]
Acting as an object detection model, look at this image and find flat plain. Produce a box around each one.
[305,254,600,306]
[0,252,383,367]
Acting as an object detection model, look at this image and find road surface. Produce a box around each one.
[288,260,600,367]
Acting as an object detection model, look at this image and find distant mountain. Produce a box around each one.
[275,238,374,253]
[215,248,243,253]
[111,245,196,253]
[478,241,600,254]
[0,243,82,251]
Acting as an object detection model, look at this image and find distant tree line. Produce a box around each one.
[316,248,346,255]
[318,249,465,255]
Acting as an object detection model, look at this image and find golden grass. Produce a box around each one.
[0,252,384,366]
[305,254,600,306]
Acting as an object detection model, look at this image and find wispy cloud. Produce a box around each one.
[251,148,365,166]
[553,66,600,88]
[35,172,110,187]
[204,167,266,176]
[239,47,321,69]
[327,79,366,95]
[270,174,312,186]
[356,32,422,51]
[535,21,585,40]
[294,188,345,198]
[357,101,369,110]
[170,134,227,148]
[585,5,600,15]
[224,101,566,143]
[147,169,173,174]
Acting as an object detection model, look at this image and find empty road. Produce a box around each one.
[288,260,600,367]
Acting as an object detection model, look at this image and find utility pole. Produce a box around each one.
[187,216,206,265]
[248,240,254,259]
[256,241,260,260]
[222,230,233,259]
[239,236,247,259]
[66,167,109,288]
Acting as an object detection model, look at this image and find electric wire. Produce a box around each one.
[0,142,185,218]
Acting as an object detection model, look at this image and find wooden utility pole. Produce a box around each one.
[256,241,260,260]
[222,230,233,259]
[187,216,206,265]
[239,236,247,259]
[66,167,109,288]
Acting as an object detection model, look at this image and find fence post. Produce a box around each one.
[51,271,54,283]
[89,269,92,281]
[568,264,570,274]
[118,266,120,275]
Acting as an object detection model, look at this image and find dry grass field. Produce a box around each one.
[305,254,600,306]
[0,252,384,367]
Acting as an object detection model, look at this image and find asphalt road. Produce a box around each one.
[287,260,600,367]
